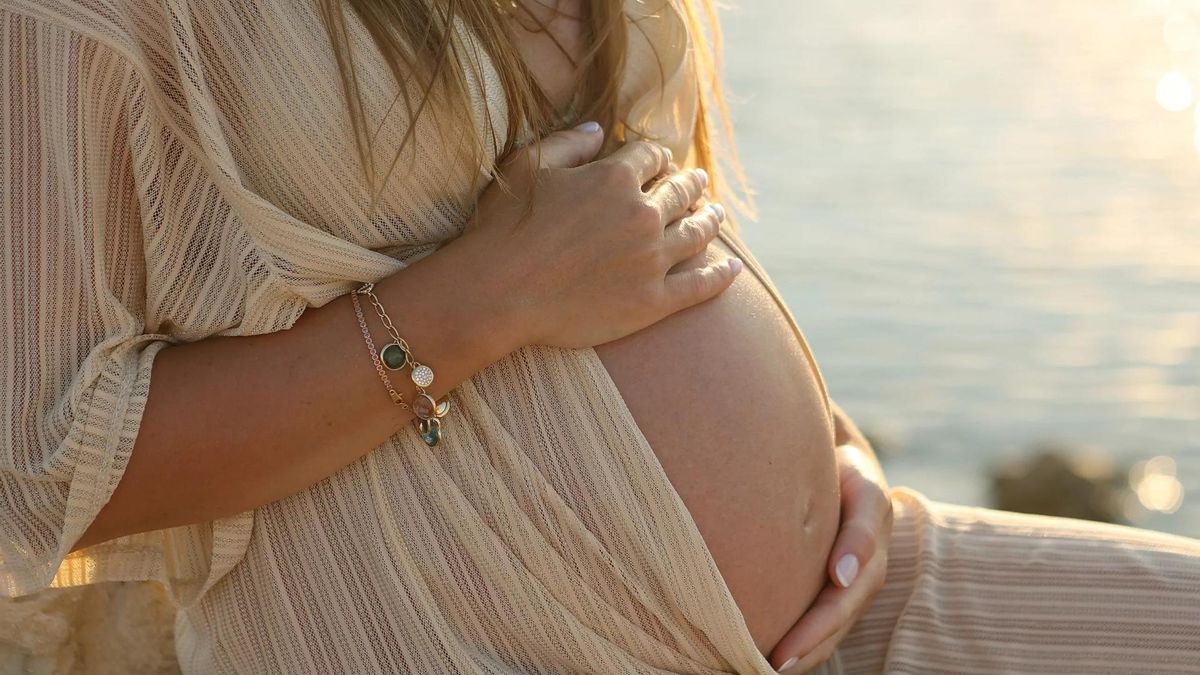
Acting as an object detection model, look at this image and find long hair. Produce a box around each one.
[316,0,751,220]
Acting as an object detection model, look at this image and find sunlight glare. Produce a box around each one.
[1157,71,1195,111]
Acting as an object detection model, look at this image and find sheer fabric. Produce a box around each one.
[1,0,796,672]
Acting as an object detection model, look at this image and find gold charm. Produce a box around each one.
[411,364,434,388]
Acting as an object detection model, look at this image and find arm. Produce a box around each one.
[74,233,521,551]
[76,127,730,552]
[831,399,873,457]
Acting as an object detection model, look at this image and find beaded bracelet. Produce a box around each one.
[352,282,451,447]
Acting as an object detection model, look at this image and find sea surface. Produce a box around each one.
[721,0,1200,535]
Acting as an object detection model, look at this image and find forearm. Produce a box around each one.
[831,399,889,494]
[831,399,872,454]
[75,234,523,550]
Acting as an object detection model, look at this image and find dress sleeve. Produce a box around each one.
[0,10,225,600]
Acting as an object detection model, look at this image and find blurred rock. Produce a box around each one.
[990,444,1129,524]
[0,582,178,675]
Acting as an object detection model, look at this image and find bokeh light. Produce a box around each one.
[1156,71,1195,111]
[1130,456,1186,514]
[1163,11,1199,51]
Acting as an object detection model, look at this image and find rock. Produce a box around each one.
[989,443,1128,524]
[0,582,179,675]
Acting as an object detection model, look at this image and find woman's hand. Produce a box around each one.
[770,442,894,673]
[458,122,742,351]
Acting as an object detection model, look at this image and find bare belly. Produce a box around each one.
[593,227,841,653]
[499,0,838,652]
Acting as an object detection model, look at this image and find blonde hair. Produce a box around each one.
[317,0,751,220]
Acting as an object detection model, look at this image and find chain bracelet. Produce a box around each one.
[357,282,436,393]
[359,283,411,355]
[351,289,411,410]
[355,282,449,447]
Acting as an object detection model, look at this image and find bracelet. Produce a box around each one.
[350,290,410,410]
[354,282,451,447]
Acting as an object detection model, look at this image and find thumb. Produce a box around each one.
[522,121,605,170]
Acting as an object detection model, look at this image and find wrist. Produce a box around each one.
[443,230,543,353]
[378,233,529,367]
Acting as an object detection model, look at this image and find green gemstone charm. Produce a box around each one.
[381,342,408,370]
[417,417,441,447]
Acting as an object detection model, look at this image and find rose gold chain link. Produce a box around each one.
[351,289,411,410]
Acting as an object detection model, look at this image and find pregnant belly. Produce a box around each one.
[593,226,841,653]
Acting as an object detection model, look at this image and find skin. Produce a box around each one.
[75,232,524,550]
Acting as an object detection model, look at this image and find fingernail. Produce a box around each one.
[729,258,743,274]
[710,202,726,221]
[573,121,601,133]
[664,146,674,163]
[835,554,859,588]
[779,656,799,673]
[695,167,709,187]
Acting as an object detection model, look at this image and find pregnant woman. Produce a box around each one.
[3,0,1199,673]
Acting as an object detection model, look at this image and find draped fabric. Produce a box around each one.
[0,1,806,672]
[839,488,1200,674]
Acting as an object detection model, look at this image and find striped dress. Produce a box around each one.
[831,488,1200,674]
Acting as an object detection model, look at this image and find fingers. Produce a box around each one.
[662,203,725,267]
[837,441,889,488]
[647,166,708,223]
[827,521,875,589]
[602,140,673,188]
[514,121,607,171]
[662,255,743,314]
[771,584,852,673]
[828,445,893,589]
[771,551,887,673]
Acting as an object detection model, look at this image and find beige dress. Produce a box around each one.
[4,1,1200,673]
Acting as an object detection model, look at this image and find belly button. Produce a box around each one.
[799,493,817,532]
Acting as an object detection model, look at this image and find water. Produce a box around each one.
[721,0,1200,535]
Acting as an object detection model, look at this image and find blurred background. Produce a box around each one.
[722,0,1200,536]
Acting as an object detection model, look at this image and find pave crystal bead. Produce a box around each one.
[412,393,437,420]
[381,343,408,370]
[411,364,434,387]
[418,417,441,447]
[434,396,451,418]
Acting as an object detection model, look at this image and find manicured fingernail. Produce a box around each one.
[710,202,726,221]
[779,656,799,672]
[835,554,859,588]
[573,121,601,133]
[729,258,743,274]
[695,167,709,187]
